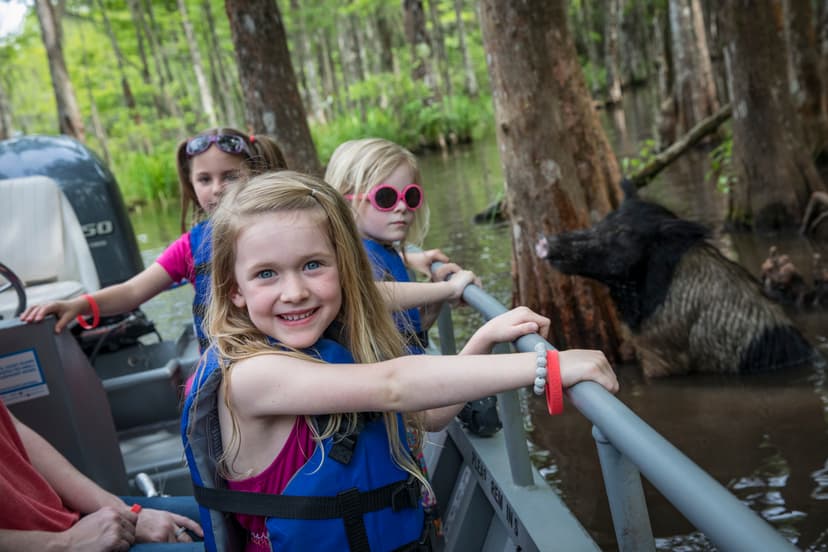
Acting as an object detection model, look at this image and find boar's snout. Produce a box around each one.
[535,234,558,259]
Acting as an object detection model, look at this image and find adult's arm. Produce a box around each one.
[12,413,124,514]
[11,413,201,543]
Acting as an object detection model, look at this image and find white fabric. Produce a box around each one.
[0,176,100,319]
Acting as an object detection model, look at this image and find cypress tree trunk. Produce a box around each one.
[179,0,218,128]
[668,0,720,134]
[225,0,322,175]
[784,0,828,154]
[479,0,624,357]
[454,0,478,97]
[34,0,85,140]
[722,0,826,229]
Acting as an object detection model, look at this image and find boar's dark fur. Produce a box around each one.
[538,193,816,377]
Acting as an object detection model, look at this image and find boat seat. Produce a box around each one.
[1,317,130,494]
[0,176,99,320]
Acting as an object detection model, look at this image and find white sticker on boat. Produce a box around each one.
[0,349,48,405]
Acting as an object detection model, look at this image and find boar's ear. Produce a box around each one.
[658,217,711,243]
[621,178,638,200]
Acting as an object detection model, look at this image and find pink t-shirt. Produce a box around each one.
[156,231,199,394]
[226,416,316,552]
[155,231,196,284]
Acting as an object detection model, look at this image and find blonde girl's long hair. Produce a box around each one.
[205,170,429,489]
[324,138,430,248]
[175,127,288,232]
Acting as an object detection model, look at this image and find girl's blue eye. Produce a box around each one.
[305,260,321,271]
[257,269,275,279]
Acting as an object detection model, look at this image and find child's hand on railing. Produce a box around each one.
[559,349,618,394]
[405,248,449,277]
[463,306,550,354]
[444,269,480,305]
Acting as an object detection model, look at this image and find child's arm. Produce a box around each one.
[225,309,617,422]
[376,269,476,310]
[19,263,175,332]
[418,262,481,329]
[420,306,548,429]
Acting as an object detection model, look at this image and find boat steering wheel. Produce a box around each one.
[0,262,26,317]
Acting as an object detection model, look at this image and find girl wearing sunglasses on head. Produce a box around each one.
[326,138,480,355]
[20,127,287,367]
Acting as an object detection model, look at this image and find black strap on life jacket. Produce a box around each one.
[314,412,382,465]
[193,475,422,551]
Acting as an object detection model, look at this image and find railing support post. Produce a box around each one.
[592,425,655,552]
[493,342,535,487]
[436,303,457,355]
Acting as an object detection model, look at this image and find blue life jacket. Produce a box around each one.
[181,334,427,552]
[189,221,211,353]
[361,239,426,354]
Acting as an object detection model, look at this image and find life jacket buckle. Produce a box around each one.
[329,433,357,464]
[391,475,421,512]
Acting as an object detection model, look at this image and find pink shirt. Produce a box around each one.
[226,416,317,552]
[155,231,196,284]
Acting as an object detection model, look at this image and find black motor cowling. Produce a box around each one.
[0,135,144,287]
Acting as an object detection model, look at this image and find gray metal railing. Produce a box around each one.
[430,275,798,552]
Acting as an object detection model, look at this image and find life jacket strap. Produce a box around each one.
[192,474,421,519]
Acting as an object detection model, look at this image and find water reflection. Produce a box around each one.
[129,95,827,549]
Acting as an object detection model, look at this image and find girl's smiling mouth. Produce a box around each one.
[277,308,318,323]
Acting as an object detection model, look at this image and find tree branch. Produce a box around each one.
[628,103,733,188]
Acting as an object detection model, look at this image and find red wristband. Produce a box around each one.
[75,294,100,330]
[545,349,563,415]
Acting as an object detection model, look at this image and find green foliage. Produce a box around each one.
[114,147,179,205]
[580,59,606,93]
[0,0,496,204]
[707,133,736,194]
[312,91,493,163]
[621,138,658,174]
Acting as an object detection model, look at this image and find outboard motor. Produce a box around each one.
[0,135,158,352]
[0,135,144,287]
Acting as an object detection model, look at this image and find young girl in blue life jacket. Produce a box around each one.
[325,138,478,355]
[182,171,618,552]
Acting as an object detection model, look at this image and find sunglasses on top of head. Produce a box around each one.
[344,183,424,212]
[185,134,250,157]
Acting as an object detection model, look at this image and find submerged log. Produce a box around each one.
[472,197,507,224]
